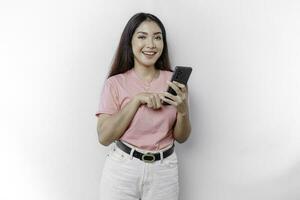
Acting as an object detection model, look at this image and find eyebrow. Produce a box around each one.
[136,31,162,35]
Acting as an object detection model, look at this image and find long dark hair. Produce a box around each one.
[107,12,172,78]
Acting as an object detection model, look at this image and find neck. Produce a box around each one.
[133,65,158,82]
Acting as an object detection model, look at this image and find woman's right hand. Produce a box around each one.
[134,92,163,109]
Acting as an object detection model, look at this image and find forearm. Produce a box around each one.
[97,98,141,145]
[173,112,191,143]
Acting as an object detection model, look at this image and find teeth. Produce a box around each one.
[143,51,156,55]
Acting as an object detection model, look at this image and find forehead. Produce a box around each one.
[134,20,162,34]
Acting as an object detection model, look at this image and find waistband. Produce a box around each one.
[115,140,175,163]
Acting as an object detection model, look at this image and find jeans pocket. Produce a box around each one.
[165,152,178,168]
[108,148,128,163]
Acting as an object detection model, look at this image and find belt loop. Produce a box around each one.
[130,148,134,160]
[112,141,117,151]
[160,151,164,164]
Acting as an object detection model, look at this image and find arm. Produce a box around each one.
[97,92,163,146]
[97,97,140,146]
[160,81,192,143]
[173,100,191,143]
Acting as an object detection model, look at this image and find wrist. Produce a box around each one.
[132,95,142,106]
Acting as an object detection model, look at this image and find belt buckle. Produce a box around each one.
[142,152,155,163]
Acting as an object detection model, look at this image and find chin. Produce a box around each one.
[146,62,156,66]
[138,61,154,67]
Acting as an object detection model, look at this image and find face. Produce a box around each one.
[131,20,164,68]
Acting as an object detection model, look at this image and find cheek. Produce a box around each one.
[132,44,142,58]
[132,45,138,55]
[132,40,144,51]
[156,41,164,51]
[156,42,164,56]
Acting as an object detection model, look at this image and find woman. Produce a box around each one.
[96,12,191,200]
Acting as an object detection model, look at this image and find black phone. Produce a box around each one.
[162,66,193,105]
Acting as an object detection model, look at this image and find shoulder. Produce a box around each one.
[106,71,125,81]
[105,70,132,86]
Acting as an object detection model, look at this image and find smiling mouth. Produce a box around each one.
[142,51,157,56]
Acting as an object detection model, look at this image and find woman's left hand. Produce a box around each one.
[160,81,188,115]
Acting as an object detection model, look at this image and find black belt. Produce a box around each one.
[116,141,174,163]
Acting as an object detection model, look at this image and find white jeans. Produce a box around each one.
[99,143,179,200]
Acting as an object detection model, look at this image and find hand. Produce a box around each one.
[160,81,188,114]
[134,92,163,110]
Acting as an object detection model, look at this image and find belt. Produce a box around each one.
[116,141,174,163]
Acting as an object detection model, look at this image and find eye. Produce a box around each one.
[154,36,162,40]
[137,35,146,39]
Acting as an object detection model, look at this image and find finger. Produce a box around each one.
[146,96,153,108]
[168,82,187,100]
[151,95,158,109]
[160,95,178,106]
[173,81,185,88]
[167,81,183,96]
[163,91,178,102]
[173,81,187,93]
[159,93,165,104]
[154,94,162,108]
[164,91,184,105]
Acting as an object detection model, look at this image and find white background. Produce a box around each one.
[1,0,300,199]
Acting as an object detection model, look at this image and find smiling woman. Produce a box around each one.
[95,12,191,200]
[132,21,164,68]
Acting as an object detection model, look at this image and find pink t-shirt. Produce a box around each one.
[95,69,177,151]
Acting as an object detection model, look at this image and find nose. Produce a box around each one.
[146,38,156,49]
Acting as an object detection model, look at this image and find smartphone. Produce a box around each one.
[162,66,193,105]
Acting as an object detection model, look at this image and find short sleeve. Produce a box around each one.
[95,78,119,117]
